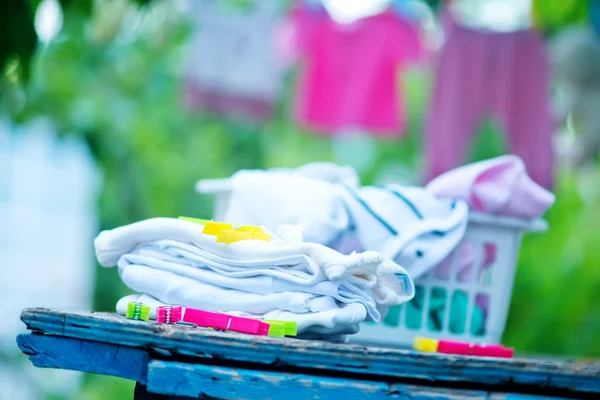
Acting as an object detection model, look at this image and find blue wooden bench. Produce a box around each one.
[16,308,600,399]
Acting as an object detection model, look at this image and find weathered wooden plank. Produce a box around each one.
[20,308,600,395]
[16,333,149,384]
[146,360,566,400]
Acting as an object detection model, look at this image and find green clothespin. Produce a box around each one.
[266,321,285,337]
[264,320,297,337]
[126,302,150,321]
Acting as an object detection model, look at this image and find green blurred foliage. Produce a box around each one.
[505,168,600,357]
[0,0,37,80]
[3,0,599,398]
[79,375,134,400]
[0,0,154,82]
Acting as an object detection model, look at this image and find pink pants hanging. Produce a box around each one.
[424,18,554,189]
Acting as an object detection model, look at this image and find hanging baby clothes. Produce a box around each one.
[287,4,423,137]
[183,0,285,123]
[424,11,555,189]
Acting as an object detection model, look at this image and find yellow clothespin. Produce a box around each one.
[216,228,271,244]
[179,217,271,244]
[413,336,439,353]
[216,229,253,244]
[247,227,270,241]
[203,221,235,236]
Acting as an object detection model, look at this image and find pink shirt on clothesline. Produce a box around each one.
[287,7,423,137]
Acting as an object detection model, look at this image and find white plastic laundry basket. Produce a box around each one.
[353,212,546,347]
[195,178,547,347]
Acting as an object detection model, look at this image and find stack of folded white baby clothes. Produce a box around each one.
[94,217,415,341]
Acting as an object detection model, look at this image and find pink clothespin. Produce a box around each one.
[183,308,270,336]
[414,337,514,358]
[437,340,514,358]
[156,305,183,325]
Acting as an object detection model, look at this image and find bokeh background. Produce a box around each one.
[1,0,599,398]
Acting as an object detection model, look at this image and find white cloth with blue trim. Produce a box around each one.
[219,163,469,280]
[340,184,469,280]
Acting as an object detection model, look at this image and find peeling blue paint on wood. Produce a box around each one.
[146,360,569,400]
[16,334,149,384]
[18,308,600,396]
[14,331,573,400]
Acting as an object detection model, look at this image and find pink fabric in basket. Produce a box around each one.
[427,155,555,219]
[434,240,495,282]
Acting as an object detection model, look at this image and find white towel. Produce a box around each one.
[120,265,337,314]
[98,217,415,331]
[116,294,367,335]
[118,246,385,319]
[95,218,411,294]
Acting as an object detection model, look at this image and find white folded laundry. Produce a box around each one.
[120,265,337,314]
[98,217,415,333]
[119,246,383,319]
[246,305,367,332]
[116,294,367,335]
[95,218,411,289]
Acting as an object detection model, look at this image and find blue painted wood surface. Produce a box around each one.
[14,332,568,400]
[18,308,600,396]
[17,333,149,383]
[147,360,572,400]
